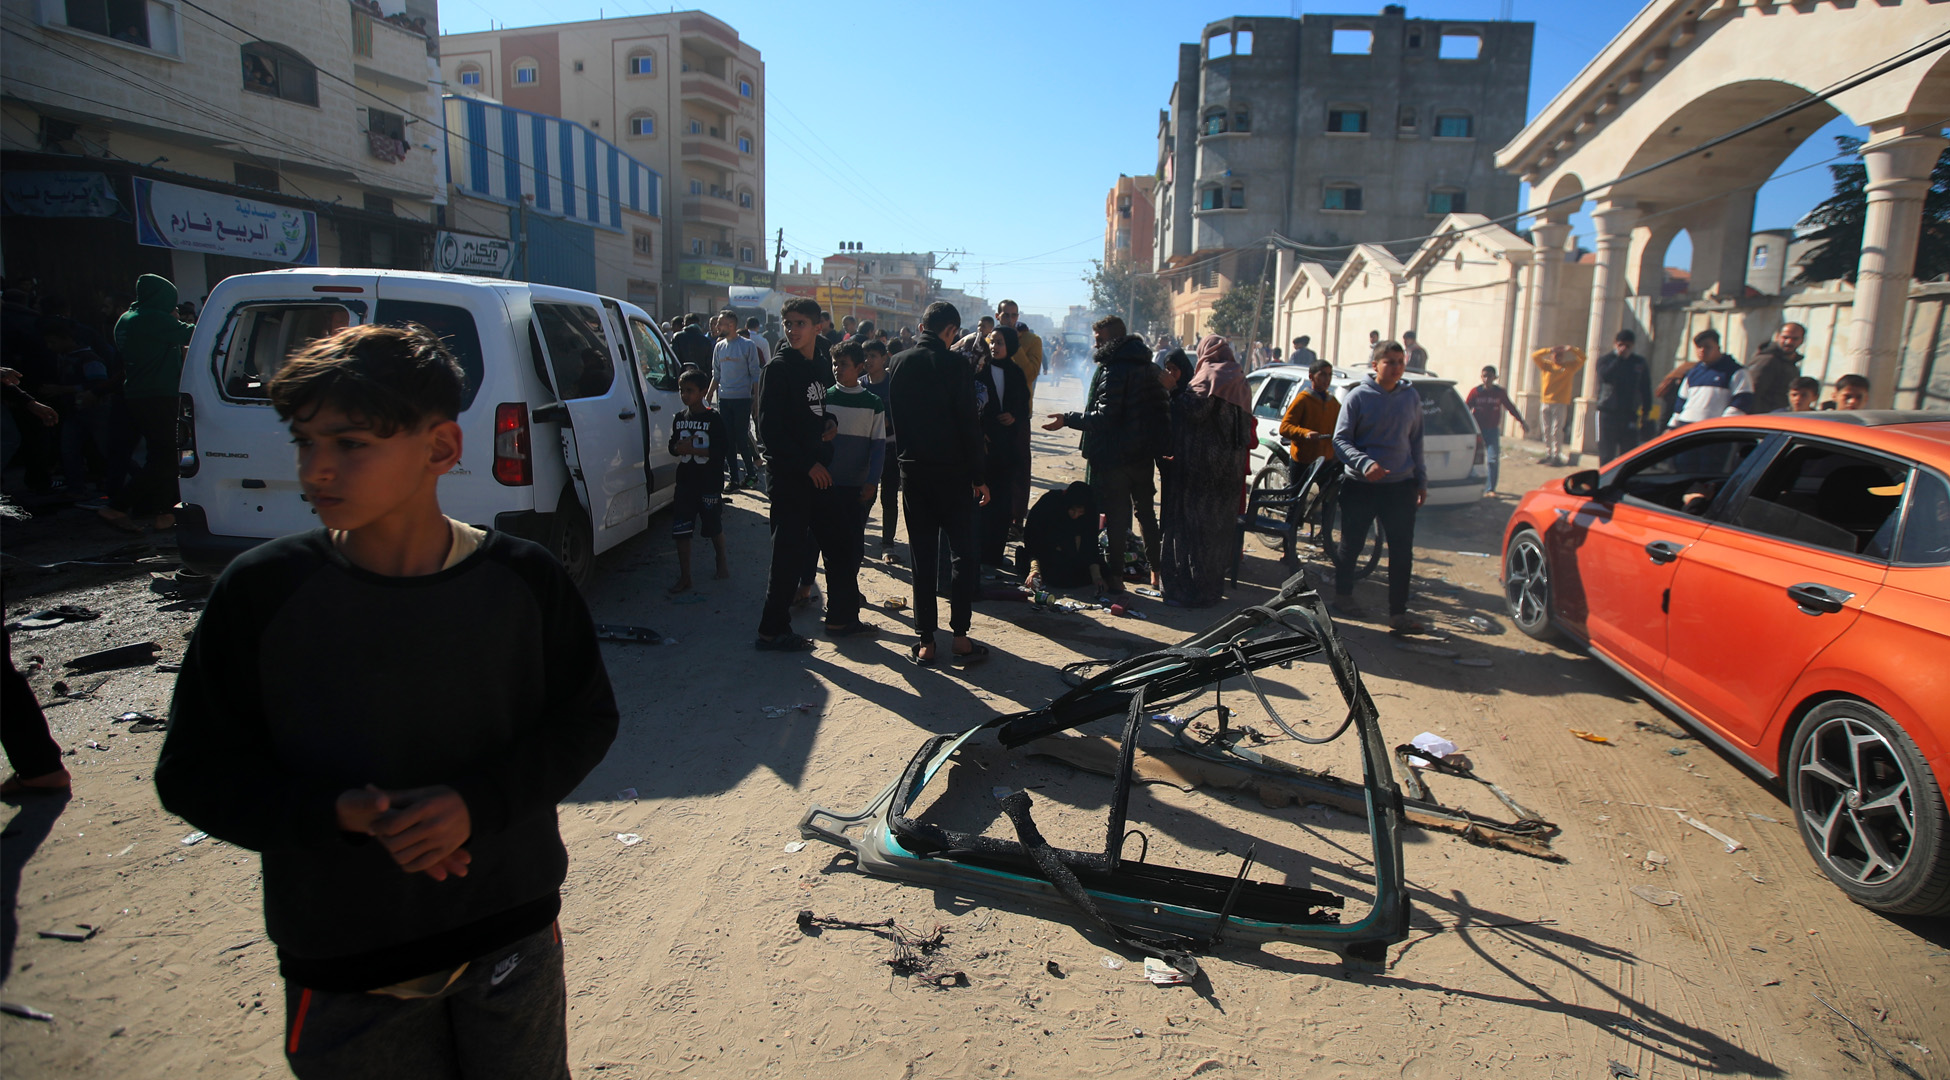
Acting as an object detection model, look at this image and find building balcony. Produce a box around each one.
[351,5,431,92]
[681,73,741,110]
[681,197,739,226]
[681,139,740,168]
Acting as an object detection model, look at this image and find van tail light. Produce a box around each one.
[177,393,199,478]
[1473,433,1486,467]
[493,402,533,486]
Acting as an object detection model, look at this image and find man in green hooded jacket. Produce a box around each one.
[101,274,194,532]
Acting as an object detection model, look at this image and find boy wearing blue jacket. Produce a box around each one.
[820,341,884,636]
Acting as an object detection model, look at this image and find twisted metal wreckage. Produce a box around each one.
[801,572,1559,977]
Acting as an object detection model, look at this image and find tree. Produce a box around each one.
[1793,135,1950,286]
[1206,280,1273,345]
[1082,260,1170,333]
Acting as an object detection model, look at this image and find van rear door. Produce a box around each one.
[526,287,647,552]
[186,272,381,543]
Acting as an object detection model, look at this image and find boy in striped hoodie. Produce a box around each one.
[820,342,885,635]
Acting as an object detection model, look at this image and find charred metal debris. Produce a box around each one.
[802,572,1559,976]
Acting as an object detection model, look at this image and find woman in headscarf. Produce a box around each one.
[1158,335,1255,606]
[971,324,1028,570]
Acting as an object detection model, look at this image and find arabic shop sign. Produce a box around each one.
[2,172,127,219]
[678,260,734,285]
[434,230,513,277]
[134,178,318,265]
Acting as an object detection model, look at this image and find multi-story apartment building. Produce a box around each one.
[1105,174,1158,267]
[1,0,442,312]
[1154,8,1532,341]
[776,250,938,329]
[439,11,766,316]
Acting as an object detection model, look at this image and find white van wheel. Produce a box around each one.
[549,494,594,590]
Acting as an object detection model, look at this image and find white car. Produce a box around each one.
[1241,366,1485,505]
[176,268,684,587]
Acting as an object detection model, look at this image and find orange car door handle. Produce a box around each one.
[1644,540,1683,565]
[1787,582,1853,616]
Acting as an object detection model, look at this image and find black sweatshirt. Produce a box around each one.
[887,334,985,485]
[154,530,618,992]
[754,343,832,481]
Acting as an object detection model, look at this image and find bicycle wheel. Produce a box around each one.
[1321,497,1384,581]
[1247,464,1296,554]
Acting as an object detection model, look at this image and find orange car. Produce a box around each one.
[1501,410,1950,915]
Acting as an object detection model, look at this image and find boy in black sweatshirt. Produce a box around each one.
[752,296,856,651]
[155,324,618,1080]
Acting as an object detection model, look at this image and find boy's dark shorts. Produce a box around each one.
[671,482,723,540]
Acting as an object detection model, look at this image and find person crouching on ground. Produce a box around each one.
[668,367,729,593]
[1023,481,1105,593]
[1331,341,1430,634]
[155,323,618,1080]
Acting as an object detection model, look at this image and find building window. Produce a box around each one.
[629,113,655,137]
[690,238,704,255]
[633,229,654,259]
[1202,109,1227,137]
[233,162,279,191]
[1427,188,1465,214]
[1398,106,1417,132]
[365,108,406,162]
[59,0,181,54]
[363,193,393,215]
[740,245,754,264]
[1115,227,1131,251]
[739,191,753,209]
[1434,112,1473,138]
[687,119,702,135]
[1327,108,1368,134]
[629,52,655,76]
[737,134,752,154]
[1206,31,1232,59]
[1439,31,1483,60]
[1324,184,1363,211]
[1199,186,1223,211]
[1233,106,1251,133]
[241,42,318,106]
[689,179,703,195]
[513,59,538,84]
[1228,182,1245,209]
[1332,25,1372,54]
[739,78,753,97]
[458,64,482,87]
[1753,245,1770,268]
[1235,28,1253,55]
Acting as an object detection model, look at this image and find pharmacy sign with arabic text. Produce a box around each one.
[134,178,318,265]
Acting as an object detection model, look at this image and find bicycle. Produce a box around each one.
[1236,441,1381,585]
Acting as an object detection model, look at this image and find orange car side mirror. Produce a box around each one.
[1564,470,1602,498]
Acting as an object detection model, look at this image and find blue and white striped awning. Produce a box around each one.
[444,95,660,231]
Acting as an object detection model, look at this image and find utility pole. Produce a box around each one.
[773,227,785,274]
[1245,240,1276,368]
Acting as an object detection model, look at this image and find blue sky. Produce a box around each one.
[443,0,1864,319]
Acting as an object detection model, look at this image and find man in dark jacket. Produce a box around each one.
[1042,317,1166,593]
[671,313,714,373]
[752,297,857,652]
[1594,329,1653,463]
[888,301,989,664]
[101,274,194,531]
[1745,322,1805,414]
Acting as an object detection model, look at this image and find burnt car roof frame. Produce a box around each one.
[800,571,1411,971]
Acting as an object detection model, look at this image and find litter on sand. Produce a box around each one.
[594,624,664,644]
[784,841,808,853]
[116,711,166,733]
[1100,956,1124,970]
[1404,732,1458,768]
[616,833,643,846]
[1667,747,1689,756]
[1630,885,1680,907]
[882,598,908,610]
[1569,729,1612,744]
[615,787,638,800]
[763,703,818,719]
[0,1002,53,1022]
[63,641,160,674]
[1608,1061,1639,1079]
[1453,551,1496,558]
[180,831,207,846]
[1677,812,1746,853]
[1634,720,1692,740]
[1144,956,1192,985]
[38,925,97,942]
[9,604,100,630]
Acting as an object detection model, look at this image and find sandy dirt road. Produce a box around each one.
[2,372,1945,1079]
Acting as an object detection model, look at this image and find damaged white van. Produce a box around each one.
[175,268,684,587]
